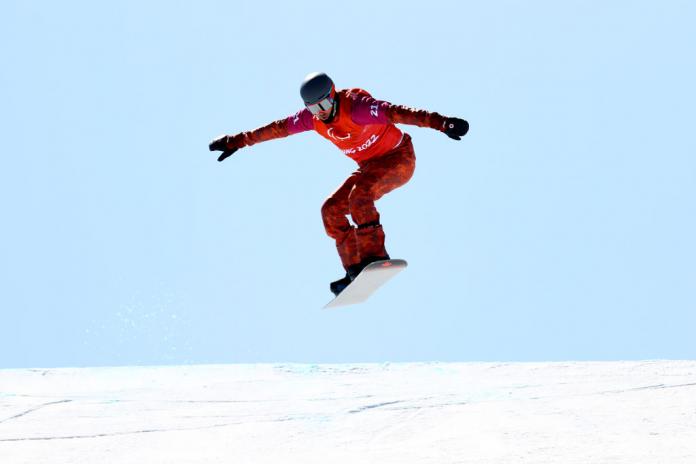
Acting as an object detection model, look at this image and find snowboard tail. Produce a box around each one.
[324,259,407,309]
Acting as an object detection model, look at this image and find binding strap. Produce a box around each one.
[356,220,381,230]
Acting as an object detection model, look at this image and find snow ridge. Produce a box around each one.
[1,361,695,463]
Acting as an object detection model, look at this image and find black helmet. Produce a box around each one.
[300,72,335,105]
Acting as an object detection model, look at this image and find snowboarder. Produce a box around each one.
[209,72,468,296]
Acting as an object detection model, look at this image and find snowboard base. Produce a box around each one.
[324,259,407,309]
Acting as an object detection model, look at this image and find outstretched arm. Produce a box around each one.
[209,109,314,162]
[350,94,469,140]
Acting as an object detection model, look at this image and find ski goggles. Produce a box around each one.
[305,94,335,115]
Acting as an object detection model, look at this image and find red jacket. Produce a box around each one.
[232,88,449,164]
[309,89,404,162]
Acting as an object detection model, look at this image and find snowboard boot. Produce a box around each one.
[329,274,351,296]
[330,254,391,295]
[355,221,389,269]
[330,263,363,296]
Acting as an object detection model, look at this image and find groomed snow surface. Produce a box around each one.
[1,361,695,463]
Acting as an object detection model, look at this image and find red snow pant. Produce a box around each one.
[321,134,416,270]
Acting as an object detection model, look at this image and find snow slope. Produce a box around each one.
[1,361,695,463]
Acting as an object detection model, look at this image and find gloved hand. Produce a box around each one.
[209,134,240,162]
[443,117,469,140]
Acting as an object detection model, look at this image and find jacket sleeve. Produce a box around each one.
[350,95,448,131]
[386,103,448,131]
[234,109,314,148]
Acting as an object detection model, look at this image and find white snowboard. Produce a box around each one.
[324,259,407,309]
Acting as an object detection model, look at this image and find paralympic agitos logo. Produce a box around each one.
[327,128,351,141]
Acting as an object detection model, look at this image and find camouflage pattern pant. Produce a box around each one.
[321,134,416,270]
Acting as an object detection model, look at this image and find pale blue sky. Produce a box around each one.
[1,1,694,368]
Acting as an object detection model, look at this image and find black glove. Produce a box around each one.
[209,135,239,162]
[443,117,469,140]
